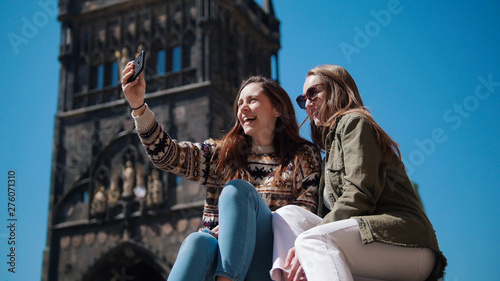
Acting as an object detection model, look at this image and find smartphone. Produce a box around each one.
[127,50,145,83]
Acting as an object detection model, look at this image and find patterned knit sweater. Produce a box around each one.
[133,106,321,230]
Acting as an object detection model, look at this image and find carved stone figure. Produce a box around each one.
[121,161,135,198]
[107,173,120,204]
[137,43,145,55]
[147,169,163,206]
[91,185,107,216]
[134,164,146,198]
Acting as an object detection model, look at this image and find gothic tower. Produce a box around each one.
[42,0,280,280]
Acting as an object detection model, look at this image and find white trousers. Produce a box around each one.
[270,205,436,281]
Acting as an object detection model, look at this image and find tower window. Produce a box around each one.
[97,64,104,89]
[82,190,88,203]
[172,46,181,72]
[104,61,119,86]
[90,64,104,90]
[111,61,118,86]
[175,175,182,188]
[157,50,166,74]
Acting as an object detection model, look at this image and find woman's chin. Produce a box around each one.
[313,118,322,126]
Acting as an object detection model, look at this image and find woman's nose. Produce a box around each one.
[305,98,315,109]
[240,103,250,112]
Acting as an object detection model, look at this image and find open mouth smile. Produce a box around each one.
[242,116,256,125]
[309,109,319,119]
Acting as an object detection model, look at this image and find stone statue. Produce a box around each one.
[147,169,163,207]
[107,173,120,204]
[91,185,107,216]
[133,164,146,198]
[137,43,145,54]
[121,161,135,198]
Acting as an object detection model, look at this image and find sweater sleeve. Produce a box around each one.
[321,115,387,224]
[290,144,321,214]
[133,106,214,184]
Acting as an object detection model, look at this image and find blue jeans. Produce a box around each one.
[167,179,274,281]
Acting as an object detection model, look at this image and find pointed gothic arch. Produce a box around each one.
[81,241,169,281]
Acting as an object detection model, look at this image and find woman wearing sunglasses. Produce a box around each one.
[122,61,321,281]
[270,65,446,281]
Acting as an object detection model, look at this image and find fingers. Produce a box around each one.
[287,257,301,281]
[284,247,296,268]
[283,247,306,281]
[211,225,219,239]
[120,60,146,109]
[294,265,306,281]
[123,60,135,72]
[121,61,135,85]
[289,263,307,281]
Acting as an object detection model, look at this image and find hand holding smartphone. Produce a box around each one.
[127,50,146,83]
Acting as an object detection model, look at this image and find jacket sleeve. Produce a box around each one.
[133,106,214,184]
[320,115,387,224]
[291,144,321,213]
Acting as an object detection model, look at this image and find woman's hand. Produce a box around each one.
[284,247,307,281]
[211,225,219,239]
[121,61,146,114]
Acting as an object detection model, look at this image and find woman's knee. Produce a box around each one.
[273,205,321,231]
[273,205,303,227]
[180,232,218,255]
[295,219,360,259]
[294,222,339,252]
[225,179,253,191]
[171,232,218,280]
[220,179,254,201]
[274,205,301,216]
[295,228,321,250]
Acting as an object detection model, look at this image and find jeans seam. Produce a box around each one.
[234,190,254,280]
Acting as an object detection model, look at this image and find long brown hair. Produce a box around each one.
[307,65,401,162]
[214,76,315,186]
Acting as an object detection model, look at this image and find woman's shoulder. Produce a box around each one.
[293,142,322,169]
[336,111,375,134]
[295,141,321,158]
[338,112,370,125]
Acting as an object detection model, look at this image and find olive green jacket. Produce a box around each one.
[317,113,446,281]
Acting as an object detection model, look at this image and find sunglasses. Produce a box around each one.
[296,84,323,109]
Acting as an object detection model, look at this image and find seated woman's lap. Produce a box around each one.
[295,219,436,281]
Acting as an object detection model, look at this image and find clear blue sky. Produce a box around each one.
[1,1,499,280]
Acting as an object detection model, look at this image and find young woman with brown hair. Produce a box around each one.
[121,61,321,281]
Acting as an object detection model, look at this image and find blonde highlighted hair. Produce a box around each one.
[307,65,401,162]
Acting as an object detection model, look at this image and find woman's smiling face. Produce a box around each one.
[237,83,281,146]
[303,75,326,126]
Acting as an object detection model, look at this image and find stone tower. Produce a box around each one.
[42,0,280,280]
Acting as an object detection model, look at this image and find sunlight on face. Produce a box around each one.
[237,83,281,146]
[303,75,326,126]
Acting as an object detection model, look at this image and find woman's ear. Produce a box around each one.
[273,108,281,118]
